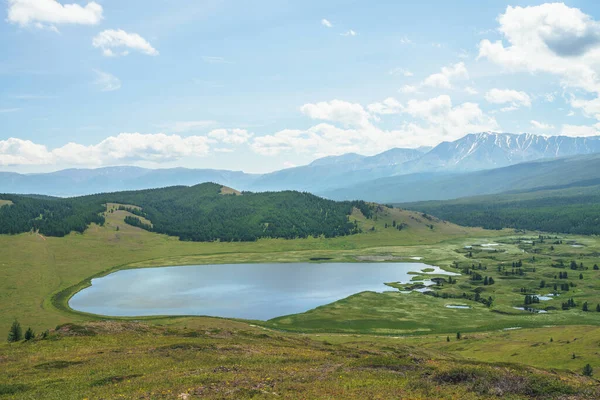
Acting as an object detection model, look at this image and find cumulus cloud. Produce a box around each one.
[0,133,212,167]
[400,85,419,94]
[93,29,158,57]
[484,88,531,110]
[402,62,468,92]
[531,120,555,130]
[7,0,102,29]
[321,19,332,28]
[464,87,478,95]
[341,30,357,37]
[422,62,468,89]
[93,70,121,92]
[300,100,373,129]
[251,95,499,157]
[208,129,253,145]
[561,124,600,137]
[478,3,600,123]
[367,97,404,115]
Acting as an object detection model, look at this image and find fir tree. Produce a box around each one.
[583,364,593,377]
[24,327,35,341]
[7,319,22,343]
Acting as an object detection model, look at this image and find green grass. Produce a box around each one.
[0,321,596,400]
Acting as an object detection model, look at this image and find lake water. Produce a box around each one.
[69,262,454,320]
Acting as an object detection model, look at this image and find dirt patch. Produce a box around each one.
[220,186,241,196]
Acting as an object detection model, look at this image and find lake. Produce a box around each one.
[69,262,456,320]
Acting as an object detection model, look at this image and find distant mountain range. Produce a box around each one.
[3,132,600,199]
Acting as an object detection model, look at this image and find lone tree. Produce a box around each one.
[7,319,22,342]
[583,302,589,312]
[446,336,450,342]
[24,327,35,341]
[456,332,461,340]
[583,364,593,377]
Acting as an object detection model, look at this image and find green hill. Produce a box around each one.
[0,183,373,241]
[401,181,600,234]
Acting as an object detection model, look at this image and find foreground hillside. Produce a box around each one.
[1,321,598,400]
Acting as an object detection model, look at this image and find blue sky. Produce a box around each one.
[2,0,600,173]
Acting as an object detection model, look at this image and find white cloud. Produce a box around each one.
[300,100,372,128]
[478,3,600,123]
[321,19,332,28]
[422,62,468,89]
[341,30,357,37]
[93,29,158,57]
[7,0,102,29]
[0,133,212,167]
[0,108,22,113]
[252,95,498,157]
[208,129,253,145]
[389,67,413,77]
[93,70,121,92]
[545,93,556,102]
[367,97,403,115]
[400,85,419,94]
[567,110,575,117]
[484,88,531,109]
[402,62,468,93]
[530,120,555,130]
[399,36,412,44]
[561,124,600,137]
[464,86,478,95]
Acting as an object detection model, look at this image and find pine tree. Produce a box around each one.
[582,302,589,312]
[456,332,461,340]
[596,304,600,312]
[24,327,35,341]
[446,336,450,342]
[583,364,593,377]
[7,319,22,342]
[579,273,583,280]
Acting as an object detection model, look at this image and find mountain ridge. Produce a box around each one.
[3,132,600,197]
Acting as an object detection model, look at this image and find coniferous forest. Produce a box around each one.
[0,183,372,241]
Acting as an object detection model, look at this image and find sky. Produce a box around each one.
[3,0,600,173]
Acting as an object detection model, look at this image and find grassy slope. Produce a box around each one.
[0,322,597,400]
[0,200,13,207]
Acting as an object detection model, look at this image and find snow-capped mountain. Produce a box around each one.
[402,132,600,172]
[2,132,600,197]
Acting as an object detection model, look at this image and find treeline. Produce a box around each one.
[0,183,375,241]
[0,194,105,237]
[402,186,600,235]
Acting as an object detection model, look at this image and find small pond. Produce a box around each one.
[69,262,456,320]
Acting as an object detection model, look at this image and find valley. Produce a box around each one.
[1,192,600,398]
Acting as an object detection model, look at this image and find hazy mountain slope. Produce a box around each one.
[0,167,259,197]
[320,153,600,203]
[3,133,600,197]
[248,148,424,191]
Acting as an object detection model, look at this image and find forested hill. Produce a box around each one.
[0,183,372,241]
[401,182,600,235]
